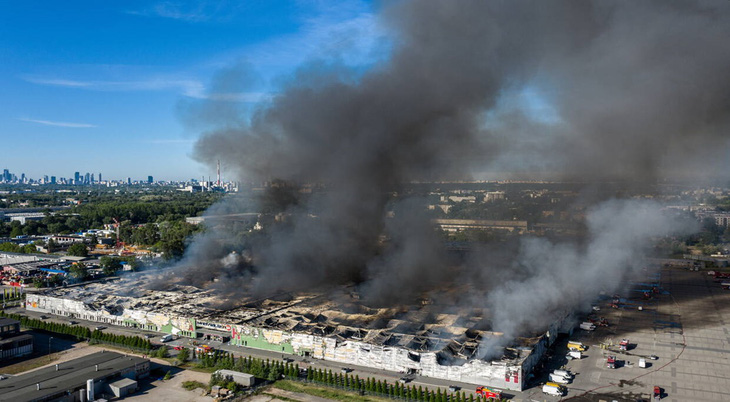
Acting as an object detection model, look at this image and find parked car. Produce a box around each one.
[94,326,107,330]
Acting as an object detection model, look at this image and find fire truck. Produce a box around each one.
[714,272,730,280]
[195,345,215,355]
[606,355,616,369]
[475,386,502,400]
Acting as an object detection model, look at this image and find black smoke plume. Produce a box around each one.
[171,1,727,354]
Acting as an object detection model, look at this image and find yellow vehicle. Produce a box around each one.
[567,341,586,352]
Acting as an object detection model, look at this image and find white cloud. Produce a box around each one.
[23,75,205,97]
[19,118,97,128]
[126,1,233,23]
[23,78,91,87]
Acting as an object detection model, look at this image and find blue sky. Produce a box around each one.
[0,0,383,181]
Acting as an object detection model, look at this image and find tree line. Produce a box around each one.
[192,350,491,402]
[0,311,153,350]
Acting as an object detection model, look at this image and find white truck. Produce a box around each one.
[549,373,571,384]
[580,322,596,331]
[542,382,566,396]
[160,334,174,342]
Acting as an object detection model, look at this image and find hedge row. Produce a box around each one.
[0,311,152,350]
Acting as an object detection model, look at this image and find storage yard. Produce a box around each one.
[24,272,569,391]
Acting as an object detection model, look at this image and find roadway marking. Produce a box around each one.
[671,367,676,377]
[671,381,677,394]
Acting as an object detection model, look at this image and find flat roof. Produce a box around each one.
[0,351,148,402]
[0,317,19,326]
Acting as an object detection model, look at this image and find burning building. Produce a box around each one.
[25,273,568,391]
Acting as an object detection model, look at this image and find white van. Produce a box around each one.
[549,373,570,384]
[553,369,573,379]
[566,351,582,360]
[542,382,565,396]
[160,334,174,342]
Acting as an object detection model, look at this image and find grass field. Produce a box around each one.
[272,380,391,402]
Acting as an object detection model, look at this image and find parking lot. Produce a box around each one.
[538,265,730,402]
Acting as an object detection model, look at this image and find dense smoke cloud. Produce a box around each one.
[476,199,696,358]
[173,1,728,354]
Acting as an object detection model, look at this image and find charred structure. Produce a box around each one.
[26,273,570,391]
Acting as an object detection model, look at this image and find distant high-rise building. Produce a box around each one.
[127,177,131,185]
[84,172,90,184]
[2,169,9,182]
[98,172,102,182]
[147,176,153,184]
[74,172,80,184]
[90,173,95,183]
[20,173,25,183]
[50,176,56,184]
[43,175,49,183]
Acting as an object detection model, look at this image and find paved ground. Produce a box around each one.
[533,265,730,402]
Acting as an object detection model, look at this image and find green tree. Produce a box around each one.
[0,242,21,253]
[69,262,88,280]
[10,226,22,238]
[21,243,38,253]
[177,347,190,363]
[67,243,89,257]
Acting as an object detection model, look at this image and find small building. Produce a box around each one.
[214,369,255,387]
[0,317,33,360]
[108,377,138,398]
[0,350,149,402]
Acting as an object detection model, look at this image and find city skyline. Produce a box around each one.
[0,1,383,181]
[0,166,228,185]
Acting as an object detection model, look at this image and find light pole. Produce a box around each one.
[48,337,54,361]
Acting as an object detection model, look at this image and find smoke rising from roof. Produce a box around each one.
[174,0,726,354]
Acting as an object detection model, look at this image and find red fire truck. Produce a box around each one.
[606,355,616,369]
[475,386,502,400]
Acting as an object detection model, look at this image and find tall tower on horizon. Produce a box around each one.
[217,160,221,186]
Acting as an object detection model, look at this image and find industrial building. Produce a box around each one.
[0,351,149,402]
[26,274,565,391]
[0,317,33,360]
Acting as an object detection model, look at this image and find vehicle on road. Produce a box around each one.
[340,367,352,374]
[173,346,185,351]
[619,338,630,351]
[542,382,566,396]
[448,385,460,392]
[195,345,214,355]
[160,334,174,343]
[398,377,411,384]
[94,326,106,331]
[475,386,502,400]
[553,369,573,379]
[653,385,662,401]
[69,321,78,325]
